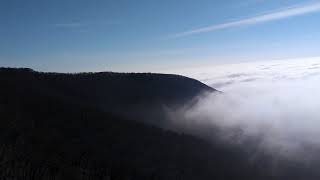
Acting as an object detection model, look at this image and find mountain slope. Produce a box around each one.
[0,68,215,126]
[0,68,260,180]
[1,68,319,180]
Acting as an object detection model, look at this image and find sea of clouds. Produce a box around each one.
[163,57,320,159]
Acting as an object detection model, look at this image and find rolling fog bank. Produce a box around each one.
[167,58,320,162]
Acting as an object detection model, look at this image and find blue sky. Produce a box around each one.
[1,0,320,72]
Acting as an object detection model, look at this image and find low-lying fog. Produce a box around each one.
[164,57,320,160]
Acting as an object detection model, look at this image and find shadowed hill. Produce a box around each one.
[0,68,215,127]
[0,67,214,104]
[1,68,320,179]
[0,68,258,180]
[0,87,257,180]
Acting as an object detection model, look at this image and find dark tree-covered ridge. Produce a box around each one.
[0,67,216,126]
[0,68,254,180]
[0,67,319,180]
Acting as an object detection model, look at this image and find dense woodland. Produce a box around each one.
[0,68,320,179]
[0,68,215,127]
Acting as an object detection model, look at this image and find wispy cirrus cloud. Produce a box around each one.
[53,22,84,28]
[52,20,120,29]
[173,2,320,38]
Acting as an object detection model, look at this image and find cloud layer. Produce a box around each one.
[166,57,320,160]
[170,57,320,90]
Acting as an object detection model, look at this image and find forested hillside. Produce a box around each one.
[0,68,215,126]
[0,68,319,180]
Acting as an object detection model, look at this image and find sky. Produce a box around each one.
[1,0,320,72]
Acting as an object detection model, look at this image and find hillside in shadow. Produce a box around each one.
[0,68,319,179]
[0,68,215,127]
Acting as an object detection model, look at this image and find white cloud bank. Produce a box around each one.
[173,2,320,38]
[165,57,320,159]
